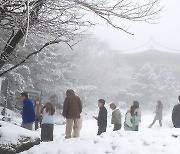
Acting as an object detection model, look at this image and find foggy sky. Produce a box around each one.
[91,0,180,53]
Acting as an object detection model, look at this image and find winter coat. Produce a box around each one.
[155,104,163,120]
[22,98,35,124]
[111,109,121,125]
[63,92,82,119]
[34,104,43,117]
[41,108,54,125]
[124,111,136,131]
[172,103,180,127]
[98,106,107,127]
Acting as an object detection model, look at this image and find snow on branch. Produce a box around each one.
[73,0,162,35]
[0,39,78,77]
[0,0,162,72]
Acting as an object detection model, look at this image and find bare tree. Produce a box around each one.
[0,0,161,76]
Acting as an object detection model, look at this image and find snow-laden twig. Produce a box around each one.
[0,39,78,77]
[0,38,13,49]
[23,0,30,47]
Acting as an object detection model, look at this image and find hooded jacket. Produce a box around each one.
[63,90,82,119]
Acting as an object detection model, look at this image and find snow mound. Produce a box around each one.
[0,121,40,154]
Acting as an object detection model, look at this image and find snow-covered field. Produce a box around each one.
[15,109,180,154]
[1,106,180,154]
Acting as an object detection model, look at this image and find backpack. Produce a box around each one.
[124,111,136,131]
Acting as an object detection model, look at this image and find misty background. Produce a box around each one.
[93,0,180,52]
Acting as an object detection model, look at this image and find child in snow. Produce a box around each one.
[133,101,141,131]
[124,105,138,131]
[41,102,55,142]
[149,100,163,128]
[94,99,107,135]
[110,103,122,131]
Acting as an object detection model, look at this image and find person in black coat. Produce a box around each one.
[94,99,107,135]
[172,96,180,128]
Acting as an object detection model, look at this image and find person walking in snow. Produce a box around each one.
[149,100,163,128]
[21,92,35,130]
[124,105,138,131]
[94,99,107,135]
[110,102,122,131]
[34,100,43,130]
[41,102,55,142]
[63,89,83,139]
[133,101,141,131]
[172,96,180,128]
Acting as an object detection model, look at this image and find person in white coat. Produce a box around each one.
[41,102,55,142]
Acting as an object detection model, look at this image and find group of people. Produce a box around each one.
[20,92,55,142]
[20,90,180,142]
[20,89,82,141]
[93,99,141,134]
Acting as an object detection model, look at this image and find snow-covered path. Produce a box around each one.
[20,112,180,154]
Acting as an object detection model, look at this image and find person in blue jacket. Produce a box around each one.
[21,92,35,130]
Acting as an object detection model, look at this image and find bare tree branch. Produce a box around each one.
[0,39,78,77]
[0,0,162,76]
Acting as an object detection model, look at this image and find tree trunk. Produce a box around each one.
[0,28,26,69]
[0,0,44,70]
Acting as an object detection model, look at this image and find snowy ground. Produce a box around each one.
[0,107,40,153]
[14,108,180,154]
[0,121,39,145]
